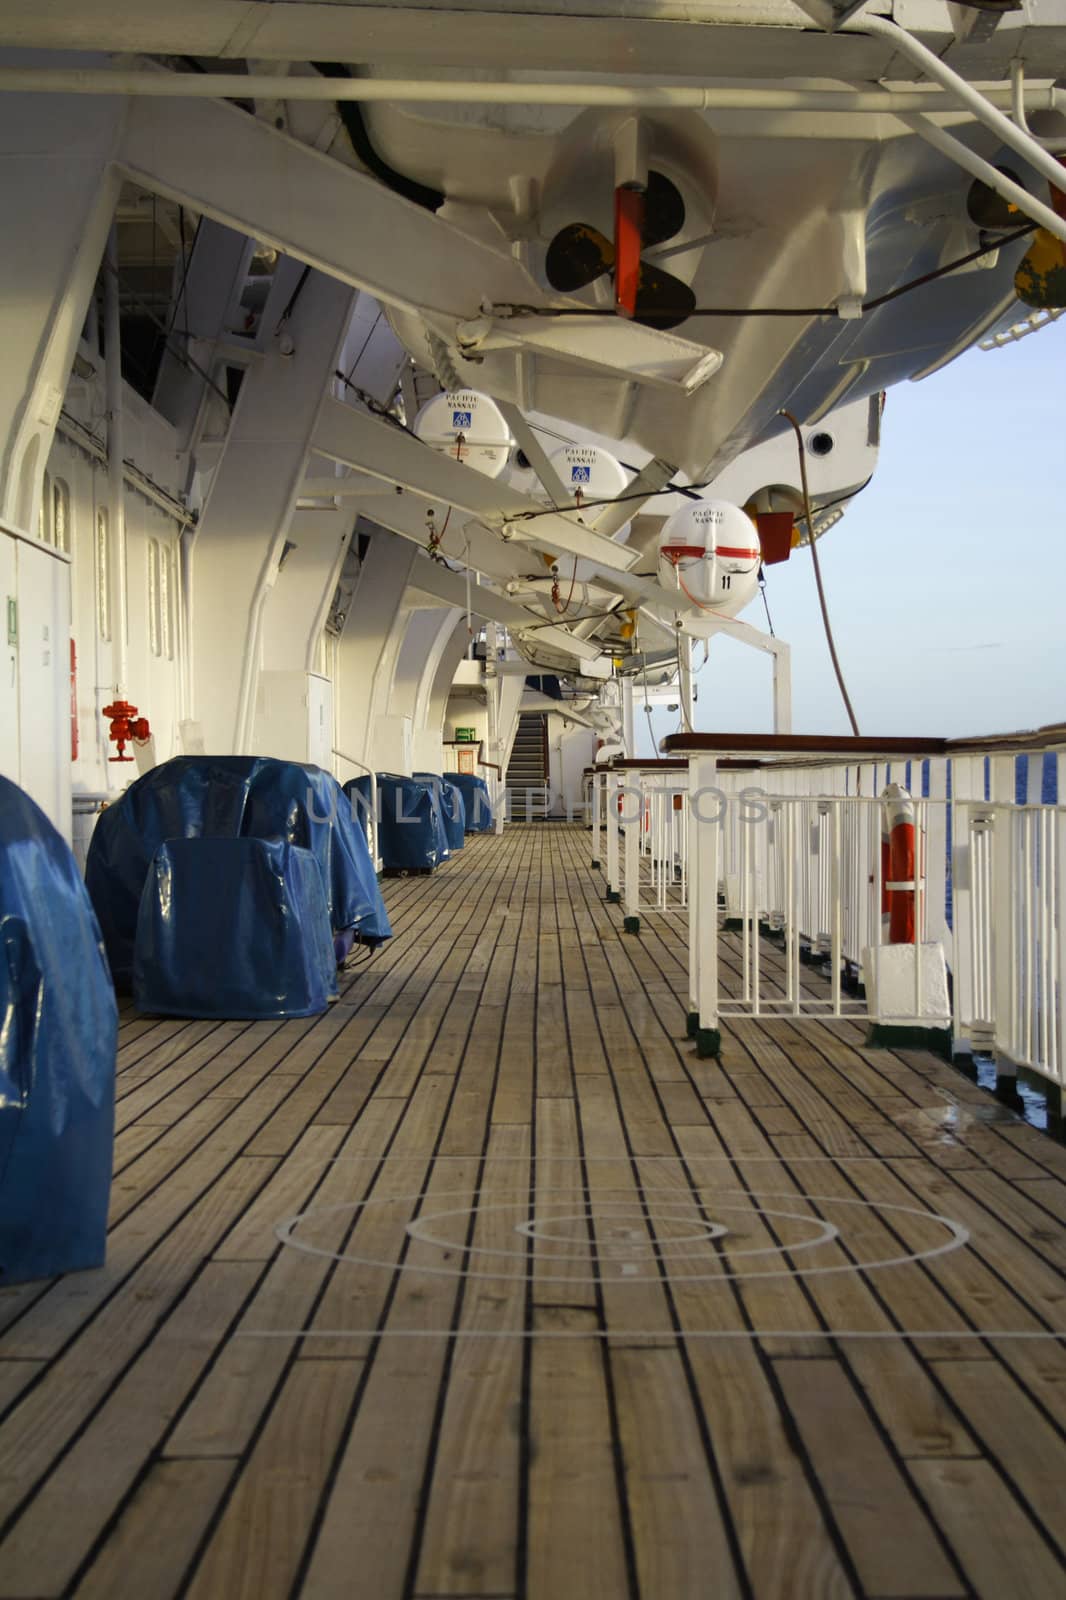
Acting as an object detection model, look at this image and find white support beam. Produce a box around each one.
[771,638,793,736]
[454,312,722,396]
[0,92,124,529]
[621,676,636,759]
[404,553,533,631]
[311,397,703,621]
[299,475,375,501]
[594,455,679,541]
[188,266,356,751]
[259,506,353,677]
[0,4,907,81]
[335,531,417,772]
[404,546,609,674]
[685,613,793,734]
[517,629,610,669]
[114,96,730,401]
[6,63,1065,121]
[497,402,570,506]
[117,94,546,325]
[152,217,249,449]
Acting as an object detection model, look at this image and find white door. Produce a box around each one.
[15,537,71,839]
[0,533,18,790]
[306,673,333,770]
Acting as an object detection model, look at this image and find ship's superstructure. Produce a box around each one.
[5,1,1066,829]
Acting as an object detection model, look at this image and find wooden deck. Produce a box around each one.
[2,823,1066,1599]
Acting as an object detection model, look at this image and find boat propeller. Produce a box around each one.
[544,170,696,331]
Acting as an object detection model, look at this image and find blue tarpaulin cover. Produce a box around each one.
[345,774,448,872]
[345,773,374,846]
[442,772,495,832]
[414,774,465,852]
[134,837,338,1019]
[86,756,390,989]
[0,775,117,1284]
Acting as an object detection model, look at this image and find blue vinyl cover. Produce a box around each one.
[86,756,390,989]
[134,837,338,1019]
[442,772,495,832]
[414,774,465,852]
[0,775,117,1284]
[345,773,449,871]
[344,772,374,846]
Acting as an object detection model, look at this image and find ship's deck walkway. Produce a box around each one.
[2,825,1066,1599]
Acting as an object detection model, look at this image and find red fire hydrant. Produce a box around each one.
[102,700,151,762]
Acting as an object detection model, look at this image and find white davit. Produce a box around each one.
[657,498,762,618]
[413,389,514,479]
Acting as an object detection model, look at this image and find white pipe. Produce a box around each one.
[851,15,1066,197]
[621,675,635,759]
[0,64,1061,117]
[233,552,275,753]
[104,224,128,697]
[484,621,503,830]
[772,639,793,735]
[678,637,695,735]
[56,410,196,526]
[334,747,379,866]
[1011,58,1030,135]
[178,526,193,724]
[902,114,1066,246]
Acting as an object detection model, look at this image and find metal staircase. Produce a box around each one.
[506,713,549,821]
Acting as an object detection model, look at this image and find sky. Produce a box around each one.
[636,315,1066,753]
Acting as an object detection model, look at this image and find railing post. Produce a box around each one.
[623,774,641,933]
[590,770,603,870]
[771,639,792,735]
[989,754,1023,1106]
[606,771,621,903]
[1054,809,1066,1122]
[831,800,843,1016]
[925,757,950,961]
[950,757,982,1062]
[689,753,720,1057]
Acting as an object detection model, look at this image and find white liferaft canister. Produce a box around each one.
[657,498,762,615]
[414,390,514,479]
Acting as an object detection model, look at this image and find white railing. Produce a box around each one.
[718,791,945,1022]
[587,768,606,875]
[619,774,689,923]
[588,765,690,922]
[953,801,1066,1091]
[639,738,1066,1097]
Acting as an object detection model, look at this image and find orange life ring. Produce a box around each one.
[881,784,916,944]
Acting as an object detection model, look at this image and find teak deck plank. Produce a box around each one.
[774,1358,966,1598]
[182,1357,364,1600]
[1,825,1065,1600]
[70,1459,237,1600]
[525,1305,629,1598]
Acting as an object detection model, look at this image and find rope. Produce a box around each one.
[758,565,775,637]
[488,224,1035,324]
[779,409,860,737]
